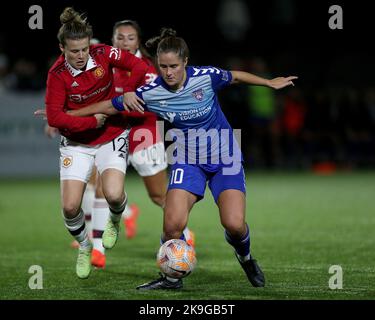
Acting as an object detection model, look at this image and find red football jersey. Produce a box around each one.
[45,44,148,145]
[113,55,161,153]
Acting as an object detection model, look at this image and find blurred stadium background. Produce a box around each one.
[0,0,374,301]
[1,0,374,175]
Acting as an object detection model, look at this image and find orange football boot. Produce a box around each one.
[91,249,106,269]
[123,204,140,239]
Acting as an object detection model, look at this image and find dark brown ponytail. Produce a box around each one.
[146,28,189,61]
[57,7,93,46]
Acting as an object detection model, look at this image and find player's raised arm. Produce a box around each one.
[231,70,298,89]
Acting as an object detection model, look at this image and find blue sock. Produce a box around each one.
[225,224,250,257]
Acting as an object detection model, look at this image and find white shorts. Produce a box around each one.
[128,141,168,177]
[60,129,130,183]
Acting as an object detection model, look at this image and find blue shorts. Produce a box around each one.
[168,163,246,203]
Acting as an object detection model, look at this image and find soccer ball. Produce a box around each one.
[157,239,197,279]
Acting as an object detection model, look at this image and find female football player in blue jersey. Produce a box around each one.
[67,28,297,290]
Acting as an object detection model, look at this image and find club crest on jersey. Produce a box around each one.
[93,66,105,79]
[62,156,72,168]
[192,89,204,101]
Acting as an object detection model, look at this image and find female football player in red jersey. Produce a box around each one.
[89,20,195,268]
[45,7,148,279]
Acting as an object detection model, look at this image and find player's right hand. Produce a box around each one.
[94,113,108,128]
[123,92,145,113]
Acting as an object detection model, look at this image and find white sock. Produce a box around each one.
[183,227,192,242]
[92,198,109,254]
[64,209,92,250]
[81,184,95,237]
[122,203,132,219]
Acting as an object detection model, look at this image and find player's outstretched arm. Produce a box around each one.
[68,100,119,117]
[34,108,108,128]
[34,108,107,129]
[231,70,298,90]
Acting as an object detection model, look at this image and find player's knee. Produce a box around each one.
[104,189,124,207]
[62,203,81,218]
[221,218,244,237]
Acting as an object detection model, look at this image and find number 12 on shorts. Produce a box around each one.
[170,168,184,184]
[112,136,128,154]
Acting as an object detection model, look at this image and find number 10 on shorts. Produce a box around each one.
[170,168,184,184]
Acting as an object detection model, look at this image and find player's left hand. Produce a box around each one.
[268,76,298,89]
[44,124,59,138]
[34,108,47,120]
[123,92,145,113]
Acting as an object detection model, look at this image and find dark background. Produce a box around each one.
[1,0,374,171]
[1,0,372,82]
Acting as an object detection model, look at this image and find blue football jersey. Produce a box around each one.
[112,66,243,171]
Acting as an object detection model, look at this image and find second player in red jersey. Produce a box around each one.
[112,30,160,153]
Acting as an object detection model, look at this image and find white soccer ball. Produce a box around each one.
[157,239,197,279]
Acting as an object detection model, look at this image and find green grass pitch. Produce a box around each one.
[0,171,374,300]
